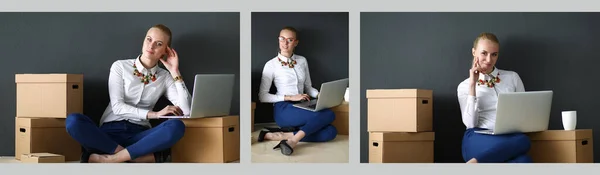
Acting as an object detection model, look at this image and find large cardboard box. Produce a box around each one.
[369,132,435,163]
[331,102,349,135]
[171,115,240,163]
[366,89,433,132]
[15,117,81,161]
[16,74,83,118]
[526,129,593,163]
[251,102,256,132]
[20,153,65,163]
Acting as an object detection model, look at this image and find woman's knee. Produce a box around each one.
[65,113,86,130]
[164,119,186,140]
[515,134,531,149]
[319,109,336,123]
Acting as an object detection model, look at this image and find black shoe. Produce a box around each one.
[80,150,91,163]
[273,140,294,156]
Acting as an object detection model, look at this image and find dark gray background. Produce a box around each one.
[360,12,600,163]
[251,12,349,124]
[0,12,240,156]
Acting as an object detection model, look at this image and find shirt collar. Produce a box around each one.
[277,52,295,62]
[135,55,159,75]
[479,66,499,80]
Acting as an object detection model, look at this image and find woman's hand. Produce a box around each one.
[161,46,180,76]
[285,94,310,101]
[148,105,183,119]
[469,57,481,85]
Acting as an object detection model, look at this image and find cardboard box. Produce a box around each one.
[526,129,593,163]
[16,74,83,118]
[331,102,349,135]
[20,153,65,163]
[369,132,435,163]
[15,117,81,161]
[251,102,256,132]
[366,89,433,132]
[171,115,240,163]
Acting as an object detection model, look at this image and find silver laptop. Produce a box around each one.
[475,90,553,135]
[293,78,348,112]
[159,74,235,119]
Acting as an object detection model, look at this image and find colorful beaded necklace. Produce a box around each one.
[278,56,297,68]
[477,72,500,88]
[132,59,157,85]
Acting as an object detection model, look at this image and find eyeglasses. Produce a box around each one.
[278,36,295,43]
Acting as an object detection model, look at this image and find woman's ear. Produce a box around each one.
[471,47,476,56]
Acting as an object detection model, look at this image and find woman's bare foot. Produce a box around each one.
[89,154,112,163]
[467,158,478,163]
[265,132,285,141]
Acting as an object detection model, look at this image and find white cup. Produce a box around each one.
[344,87,350,102]
[561,111,577,130]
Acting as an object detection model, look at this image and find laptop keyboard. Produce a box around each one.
[308,104,317,108]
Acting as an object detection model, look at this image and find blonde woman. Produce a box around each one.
[457,32,532,163]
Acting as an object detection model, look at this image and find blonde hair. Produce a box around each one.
[473,32,499,49]
[151,24,172,47]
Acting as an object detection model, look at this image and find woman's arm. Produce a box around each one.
[163,74,192,116]
[258,62,285,103]
[303,61,319,98]
[457,81,478,129]
[108,61,151,120]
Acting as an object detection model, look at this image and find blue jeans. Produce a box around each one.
[273,101,337,142]
[462,128,533,163]
[65,113,185,161]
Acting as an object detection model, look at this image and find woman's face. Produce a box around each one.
[142,27,170,60]
[472,39,499,73]
[278,29,298,54]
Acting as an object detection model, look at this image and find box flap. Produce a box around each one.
[370,132,435,142]
[330,102,349,112]
[180,115,239,128]
[16,117,66,128]
[526,129,592,141]
[366,89,432,99]
[26,153,63,158]
[16,74,83,83]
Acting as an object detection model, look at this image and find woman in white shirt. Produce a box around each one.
[256,26,337,156]
[65,24,192,163]
[457,32,532,163]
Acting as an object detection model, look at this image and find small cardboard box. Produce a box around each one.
[369,132,435,163]
[331,102,349,135]
[171,115,240,163]
[366,89,433,132]
[15,117,81,161]
[20,153,65,163]
[526,129,593,163]
[251,102,256,132]
[16,74,83,118]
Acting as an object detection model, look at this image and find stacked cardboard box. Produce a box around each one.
[366,89,435,163]
[526,129,594,163]
[14,74,83,162]
[171,115,240,163]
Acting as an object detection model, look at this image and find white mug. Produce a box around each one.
[344,87,350,102]
[561,111,577,130]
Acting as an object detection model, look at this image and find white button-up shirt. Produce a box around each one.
[457,67,525,130]
[99,56,192,128]
[258,53,319,103]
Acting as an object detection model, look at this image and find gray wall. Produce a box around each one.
[0,12,240,156]
[251,12,349,124]
[360,12,600,163]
